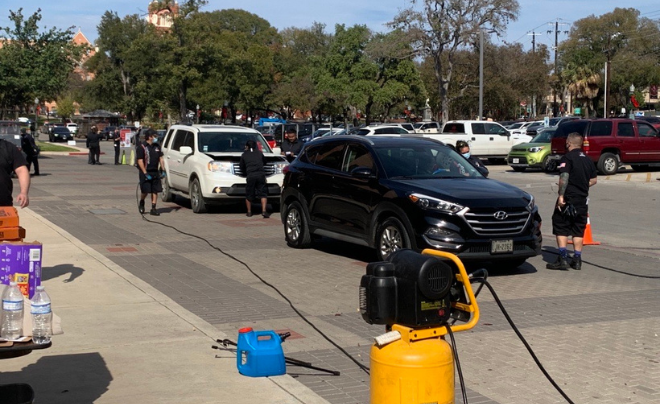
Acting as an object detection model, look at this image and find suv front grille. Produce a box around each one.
[463,208,530,236]
[232,163,277,177]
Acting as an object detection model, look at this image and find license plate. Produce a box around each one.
[491,239,513,254]
[512,158,519,164]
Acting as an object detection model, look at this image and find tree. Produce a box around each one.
[559,7,660,116]
[56,95,75,119]
[313,24,425,124]
[87,11,150,120]
[390,0,519,122]
[270,23,332,121]
[0,8,83,118]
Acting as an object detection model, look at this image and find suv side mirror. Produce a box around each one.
[351,167,374,178]
[179,146,193,155]
[498,129,509,136]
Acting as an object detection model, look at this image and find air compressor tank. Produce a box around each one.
[370,331,454,404]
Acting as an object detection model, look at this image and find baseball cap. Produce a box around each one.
[456,140,469,149]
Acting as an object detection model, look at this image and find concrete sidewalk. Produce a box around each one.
[0,208,330,404]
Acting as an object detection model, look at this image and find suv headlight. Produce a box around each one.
[528,146,545,153]
[272,161,288,174]
[408,193,464,214]
[208,161,233,173]
[524,193,535,211]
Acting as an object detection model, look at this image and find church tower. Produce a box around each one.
[147,0,179,31]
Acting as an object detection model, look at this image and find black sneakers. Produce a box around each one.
[570,256,582,270]
[150,208,160,216]
[246,212,253,217]
[262,212,270,218]
[139,200,145,214]
[546,255,569,270]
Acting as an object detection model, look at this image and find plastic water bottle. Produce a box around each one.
[31,286,51,344]
[1,282,24,340]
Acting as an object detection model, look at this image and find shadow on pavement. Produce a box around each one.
[0,353,112,404]
[42,263,84,283]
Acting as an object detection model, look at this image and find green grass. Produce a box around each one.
[36,141,78,152]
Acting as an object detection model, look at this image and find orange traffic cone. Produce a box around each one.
[569,214,600,245]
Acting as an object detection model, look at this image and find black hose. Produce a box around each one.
[476,279,576,404]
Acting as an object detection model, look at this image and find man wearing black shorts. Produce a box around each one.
[547,132,597,270]
[240,139,269,218]
[136,129,165,216]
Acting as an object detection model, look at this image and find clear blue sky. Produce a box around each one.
[4,1,660,52]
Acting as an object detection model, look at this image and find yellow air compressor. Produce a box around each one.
[359,249,480,404]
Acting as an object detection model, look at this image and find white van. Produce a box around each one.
[423,120,529,160]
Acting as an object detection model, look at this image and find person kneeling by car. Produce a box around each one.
[136,129,165,216]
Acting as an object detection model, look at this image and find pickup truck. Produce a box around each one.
[422,120,530,161]
[549,118,660,175]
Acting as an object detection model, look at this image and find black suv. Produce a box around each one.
[280,136,542,265]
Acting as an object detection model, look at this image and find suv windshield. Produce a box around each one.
[374,144,483,179]
[197,132,271,153]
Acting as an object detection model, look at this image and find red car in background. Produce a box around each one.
[263,134,276,149]
[637,116,660,130]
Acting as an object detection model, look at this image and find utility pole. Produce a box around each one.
[548,20,569,116]
[478,30,483,121]
[527,31,542,117]
[527,31,542,53]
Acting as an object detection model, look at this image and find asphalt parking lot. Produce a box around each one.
[25,146,660,404]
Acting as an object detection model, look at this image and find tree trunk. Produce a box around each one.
[178,84,187,122]
[365,101,373,125]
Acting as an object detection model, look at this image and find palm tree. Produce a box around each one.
[562,65,601,118]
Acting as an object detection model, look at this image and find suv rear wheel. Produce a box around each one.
[189,178,207,213]
[376,217,410,260]
[597,152,618,175]
[284,201,311,248]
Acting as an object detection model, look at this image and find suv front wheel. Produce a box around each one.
[376,217,410,260]
[189,178,207,213]
[284,201,311,248]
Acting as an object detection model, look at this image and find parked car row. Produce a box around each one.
[506,117,660,175]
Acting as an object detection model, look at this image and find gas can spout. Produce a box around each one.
[374,331,402,347]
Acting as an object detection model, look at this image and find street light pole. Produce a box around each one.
[629,84,635,119]
[196,104,200,124]
[34,97,39,134]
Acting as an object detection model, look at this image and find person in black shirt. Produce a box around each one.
[113,129,121,165]
[456,140,488,177]
[20,128,40,176]
[86,126,102,165]
[0,139,30,208]
[240,140,269,218]
[136,129,165,216]
[280,128,302,163]
[547,132,597,270]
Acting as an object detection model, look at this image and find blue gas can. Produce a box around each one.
[236,327,286,377]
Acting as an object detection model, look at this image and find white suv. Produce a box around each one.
[160,124,288,213]
[66,123,78,135]
[355,125,414,136]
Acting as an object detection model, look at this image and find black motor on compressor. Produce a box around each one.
[359,249,460,328]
